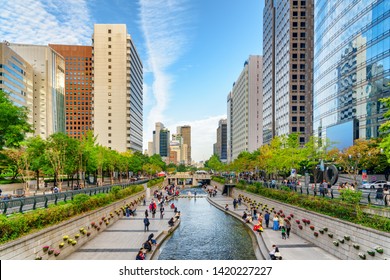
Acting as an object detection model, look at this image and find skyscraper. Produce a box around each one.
[152,122,164,155]
[92,24,143,152]
[228,56,263,162]
[262,0,314,145]
[313,0,390,149]
[177,125,191,165]
[49,44,93,140]
[8,43,65,138]
[215,119,228,162]
[159,128,170,158]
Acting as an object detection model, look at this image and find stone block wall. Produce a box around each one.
[0,190,147,260]
[212,181,390,260]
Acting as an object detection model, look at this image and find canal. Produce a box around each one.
[157,187,257,260]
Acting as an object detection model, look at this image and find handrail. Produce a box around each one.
[0,179,149,215]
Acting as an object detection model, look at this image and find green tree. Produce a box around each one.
[204,154,223,171]
[25,136,47,189]
[0,90,32,149]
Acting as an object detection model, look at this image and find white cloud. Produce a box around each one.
[138,0,192,148]
[0,0,92,45]
[167,115,227,162]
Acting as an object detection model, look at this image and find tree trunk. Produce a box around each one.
[36,170,40,190]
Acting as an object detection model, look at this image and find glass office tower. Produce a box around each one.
[313,0,390,149]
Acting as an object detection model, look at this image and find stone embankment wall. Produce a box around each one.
[0,186,158,260]
[212,181,390,260]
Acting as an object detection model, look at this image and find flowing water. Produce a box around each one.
[158,187,257,260]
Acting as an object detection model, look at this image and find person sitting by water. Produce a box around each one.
[168,217,175,227]
[143,240,152,252]
[136,249,145,260]
[174,211,181,220]
[269,245,282,260]
[225,204,229,211]
[148,233,157,246]
[242,211,248,220]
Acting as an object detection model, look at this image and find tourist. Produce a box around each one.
[285,219,291,238]
[258,212,263,226]
[233,198,238,210]
[281,226,286,239]
[264,211,270,228]
[143,217,150,232]
[278,215,285,230]
[269,245,282,260]
[148,233,157,246]
[272,214,279,231]
[136,249,145,260]
[143,240,152,252]
[225,204,229,211]
[168,217,175,227]
[160,206,165,219]
[125,206,130,217]
[144,209,148,218]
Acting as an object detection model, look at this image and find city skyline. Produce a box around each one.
[0,0,263,162]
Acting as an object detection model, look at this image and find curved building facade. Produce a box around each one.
[313,0,390,149]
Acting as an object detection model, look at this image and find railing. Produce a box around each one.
[0,180,148,215]
[225,180,390,208]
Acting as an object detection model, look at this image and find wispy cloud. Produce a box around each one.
[139,0,193,144]
[168,115,227,162]
[0,0,92,45]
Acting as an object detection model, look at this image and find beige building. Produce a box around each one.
[177,125,191,165]
[228,55,263,161]
[8,43,65,138]
[93,24,143,152]
[0,42,34,128]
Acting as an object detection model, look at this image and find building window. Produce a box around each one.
[300,106,305,112]
[292,53,298,59]
[300,43,306,49]
[293,22,298,27]
[301,1,306,6]
[300,53,306,59]
[292,106,297,112]
[293,11,298,17]
[108,37,111,41]
[300,74,305,80]
[300,137,305,143]
[292,95,298,100]
[300,116,305,121]
[292,74,298,80]
[300,64,305,70]
[108,45,111,48]
[301,22,306,28]
[108,126,111,130]
[292,127,297,132]
[301,32,306,38]
[108,29,111,33]
[293,32,298,38]
[292,64,298,69]
[292,116,297,121]
[300,85,305,90]
[301,11,306,17]
[292,85,298,90]
[300,96,305,101]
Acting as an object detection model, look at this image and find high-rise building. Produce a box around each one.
[152,122,164,155]
[227,91,233,162]
[262,0,314,145]
[8,43,65,138]
[159,128,170,158]
[49,44,93,140]
[228,56,263,162]
[0,42,34,128]
[177,125,191,164]
[92,24,143,152]
[215,119,227,162]
[313,0,390,149]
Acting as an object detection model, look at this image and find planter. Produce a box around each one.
[375,247,384,254]
[338,238,344,244]
[323,227,328,232]
[314,232,319,237]
[54,250,61,257]
[59,242,65,248]
[295,220,300,224]
[298,225,303,230]
[309,225,315,231]
[42,245,49,252]
[344,235,350,241]
[35,256,42,260]
[74,234,80,239]
[48,248,54,255]
[87,232,91,237]
[319,229,324,234]
[328,233,333,238]
[353,244,360,250]
[358,253,366,260]
[367,250,375,257]
[63,235,69,241]
[333,241,339,246]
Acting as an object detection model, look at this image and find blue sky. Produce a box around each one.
[0,0,263,162]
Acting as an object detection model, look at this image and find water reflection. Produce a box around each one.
[158,188,256,260]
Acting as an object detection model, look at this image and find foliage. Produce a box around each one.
[339,189,362,204]
[230,180,390,233]
[147,177,165,188]
[0,90,32,150]
[204,154,224,171]
[0,185,144,244]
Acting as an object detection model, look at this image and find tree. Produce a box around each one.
[25,136,47,189]
[0,90,32,150]
[204,154,223,172]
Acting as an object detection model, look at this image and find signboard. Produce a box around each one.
[362,170,368,183]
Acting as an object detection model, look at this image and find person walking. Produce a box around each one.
[143,217,150,232]
[285,219,292,238]
[160,206,165,219]
[264,211,270,228]
[272,214,279,231]
[144,209,148,218]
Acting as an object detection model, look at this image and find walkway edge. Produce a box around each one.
[206,196,270,260]
[148,218,181,260]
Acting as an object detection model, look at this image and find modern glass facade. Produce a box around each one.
[313,0,390,148]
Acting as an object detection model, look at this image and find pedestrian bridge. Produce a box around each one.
[166,172,211,186]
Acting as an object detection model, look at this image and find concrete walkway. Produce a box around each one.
[66,200,179,260]
[208,194,338,260]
